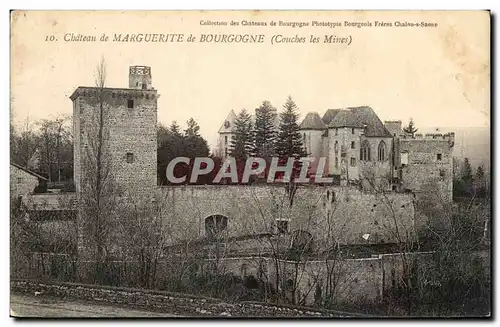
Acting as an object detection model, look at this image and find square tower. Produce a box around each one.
[70,66,158,198]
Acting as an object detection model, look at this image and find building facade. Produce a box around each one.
[218,106,455,200]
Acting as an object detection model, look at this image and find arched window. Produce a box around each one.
[360,140,371,161]
[334,141,339,153]
[205,215,228,239]
[378,141,387,161]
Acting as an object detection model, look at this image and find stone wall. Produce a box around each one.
[156,185,416,247]
[10,165,39,199]
[399,138,454,202]
[71,87,158,197]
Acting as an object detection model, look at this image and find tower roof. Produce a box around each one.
[328,106,392,137]
[218,109,237,133]
[322,109,341,125]
[299,112,327,130]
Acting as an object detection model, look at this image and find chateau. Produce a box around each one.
[217,107,455,200]
[21,65,455,255]
[15,65,458,304]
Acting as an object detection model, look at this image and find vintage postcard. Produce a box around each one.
[10,10,490,318]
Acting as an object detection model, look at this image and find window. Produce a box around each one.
[224,135,228,145]
[350,157,356,166]
[225,148,228,156]
[351,141,355,149]
[437,153,442,161]
[334,141,338,153]
[439,169,446,177]
[17,177,22,184]
[352,128,355,134]
[126,152,134,163]
[335,157,339,168]
[335,128,338,136]
[205,215,228,239]
[127,99,134,109]
[360,140,371,161]
[276,220,289,234]
[401,152,409,166]
[142,83,147,90]
[378,141,387,161]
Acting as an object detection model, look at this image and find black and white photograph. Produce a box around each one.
[9,10,491,318]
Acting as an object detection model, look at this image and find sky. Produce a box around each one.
[11,11,490,150]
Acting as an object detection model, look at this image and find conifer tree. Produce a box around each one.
[229,109,254,161]
[403,118,418,138]
[253,100,277,159]
[276,96,307,158]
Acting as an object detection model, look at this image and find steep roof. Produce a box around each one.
[299,112,326,130]
[322,109,341,125]
[11,163,48,180]
[328,106,392,137]
[218,109,237,133]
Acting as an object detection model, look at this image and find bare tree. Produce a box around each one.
[79,56,119,283]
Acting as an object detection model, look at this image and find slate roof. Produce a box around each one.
[322,109,341,125]
[299,112,326,130]
[328,106,392,137]
[218,109,237,133]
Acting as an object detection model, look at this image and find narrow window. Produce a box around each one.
[126,152,134,163]
[361,140,371,161]
[335,128,338,136]
[351,141,355,149]
[437,153,442,161]
[224,135,228,145]
[334,141,339,153]
[352,128,355,134]
[378,141,387,161]
[350,157,356,166]
[225,148,228,156]
[335,157,339,168]
[127,99,134,109]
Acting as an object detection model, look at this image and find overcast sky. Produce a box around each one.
[11,11,490,150]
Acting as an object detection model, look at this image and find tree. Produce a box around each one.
[403,118,418,138]
[184,118,210,159]
[79,56,119,283]
[36,116,73,182]
[254,101,277,159]
[276,96,307,158]
[229,109,254,161]
[474,164,487,198]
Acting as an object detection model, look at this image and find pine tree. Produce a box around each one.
[169,121,182,137]
[403,118,418,138]
[183,118,209,158]
[254,100,277,159]
[276,96,307,158]
[229,109,254,161]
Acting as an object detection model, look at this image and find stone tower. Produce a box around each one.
[70,66,159,272]
[70,66,158,197]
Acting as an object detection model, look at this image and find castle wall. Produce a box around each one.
[302,129,324,172]
[156,185,416,247]
[399,136,454,202]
